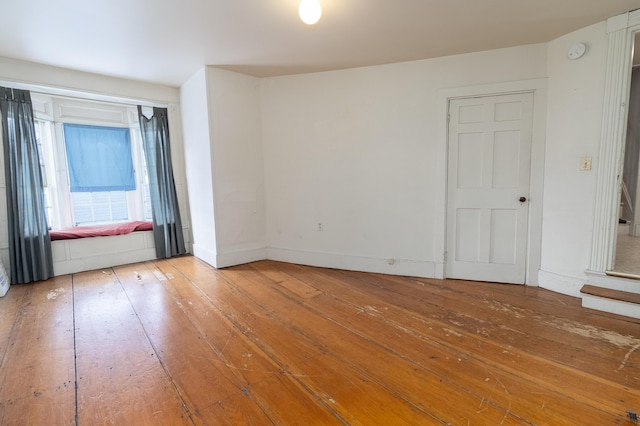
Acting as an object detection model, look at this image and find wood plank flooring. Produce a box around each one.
[1,255,640,425]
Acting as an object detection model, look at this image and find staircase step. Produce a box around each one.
[581,285,640,304]
[580,285,640,319]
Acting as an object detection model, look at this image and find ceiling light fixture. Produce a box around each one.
[299,0,322,25]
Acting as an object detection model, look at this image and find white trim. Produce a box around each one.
[607,12,631,33]
[538,270,585,298]
[193,246,267,269]
[0,56,177,106]
[267,247,438,278]
[590,10,640,274]
[216,248,267,268]
[437,78,548,286]
[585,270,640,294]
[581,294,640,319]
[589,13,639,273]
[192,243,218,268]
[51,231,156,276]
[0,80,168,108]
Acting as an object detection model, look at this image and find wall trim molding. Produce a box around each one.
[215,248,268,269]
[538,270,585,298]
[590,9,640,272]
[584,269,640,293]
[267,247,437,278]
[0,56,178,106]
[192,245,438,278]
[192,243,218,268]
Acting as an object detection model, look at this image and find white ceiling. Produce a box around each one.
[1,0,639,87]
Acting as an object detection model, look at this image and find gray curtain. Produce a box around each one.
[138,106,186,258]
[0,87,54,283]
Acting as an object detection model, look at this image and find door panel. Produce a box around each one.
[446,93,533,284]
[455,209,481,262]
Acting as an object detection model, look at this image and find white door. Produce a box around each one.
[446,93,533,284]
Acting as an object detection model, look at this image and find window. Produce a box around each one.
[33,120,55,229]
[71,191,129,225]
[62,123,136,225]
[63,124,135,192]
[33,96,152,229]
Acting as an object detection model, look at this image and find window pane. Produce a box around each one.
[139,147,153,221]
[143,183,152,221]
[110,193,128,219]
[71,191,128,225]
[34,120,55,229]
[72,193,93,225]
[91,193,112,222]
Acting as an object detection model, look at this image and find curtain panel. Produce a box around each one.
[138,106,186,258]
[0,87,54,284]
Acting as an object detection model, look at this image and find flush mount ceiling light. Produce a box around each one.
[299,0,322,25]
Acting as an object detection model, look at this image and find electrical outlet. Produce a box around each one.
[580,156,592,171]
[316,222,323,231]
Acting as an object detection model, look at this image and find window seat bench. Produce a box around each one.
[50,221,153,241]
[50,221,157,276]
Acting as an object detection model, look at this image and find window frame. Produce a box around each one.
[32,94,151,229]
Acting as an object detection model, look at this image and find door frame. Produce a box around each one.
[435,79,548,285]
[590,11,640,273]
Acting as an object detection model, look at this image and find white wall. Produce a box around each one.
[0,56,179,105]
[206,68,266,265]
[260,44,548,277]
[180,67,266,268]
[181,68,218,265]
[539,22,609,296]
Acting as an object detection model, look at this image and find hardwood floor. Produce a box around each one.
[1,256,639,425]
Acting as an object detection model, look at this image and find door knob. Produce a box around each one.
[519,197,527,203]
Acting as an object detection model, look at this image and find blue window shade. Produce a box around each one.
[63,124,136,192]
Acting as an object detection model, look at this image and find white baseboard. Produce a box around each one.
[216,248,267,268]
[537,270,585,298]
[192,245,268,269]
[192,244,218,268]
[267,247,437,278]
[581,294,640,319]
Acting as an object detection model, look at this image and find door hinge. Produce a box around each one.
[444,251,448,261]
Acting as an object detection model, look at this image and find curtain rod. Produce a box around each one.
[0,79,169,108]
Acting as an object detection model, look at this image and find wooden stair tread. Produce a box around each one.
[581,284,640,305]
